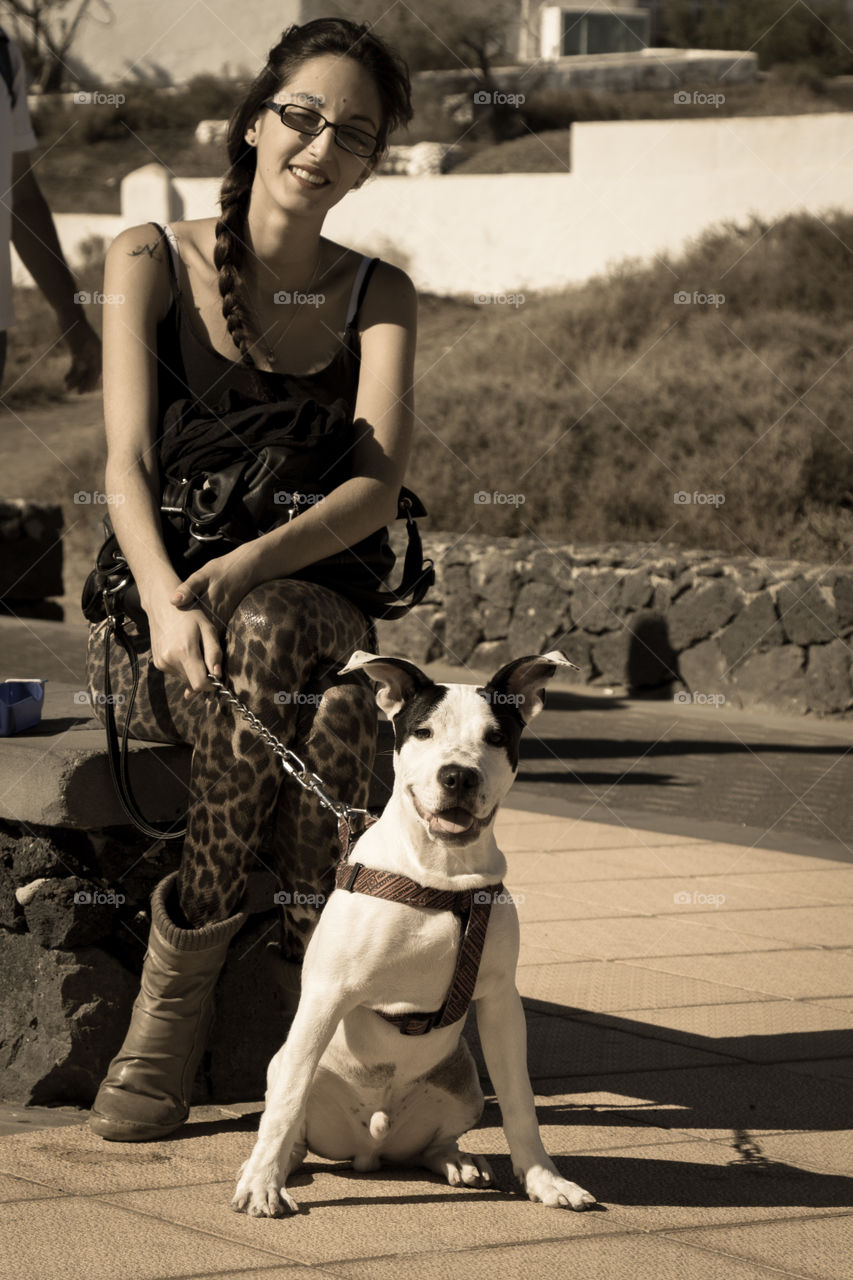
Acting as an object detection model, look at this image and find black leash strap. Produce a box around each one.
[102,614,187,841]
[0,28,17,108]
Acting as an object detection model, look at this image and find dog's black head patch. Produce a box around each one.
[392,682,448,750]
[476,689,525,772]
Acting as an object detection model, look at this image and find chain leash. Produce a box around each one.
[206,672,373,829]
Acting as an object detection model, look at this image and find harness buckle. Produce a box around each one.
[338,860,362,893]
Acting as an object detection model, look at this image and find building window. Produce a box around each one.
[560,9,649,55]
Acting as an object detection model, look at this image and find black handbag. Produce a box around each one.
[82,484,432,629]
[83,385,435,627]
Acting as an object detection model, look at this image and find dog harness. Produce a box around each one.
[335,829,505,1036]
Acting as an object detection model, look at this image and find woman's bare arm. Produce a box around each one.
[102,223,223,690]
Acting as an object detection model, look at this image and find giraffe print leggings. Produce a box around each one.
[86,579,378,957]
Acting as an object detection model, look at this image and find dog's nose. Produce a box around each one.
[437,763,481,796]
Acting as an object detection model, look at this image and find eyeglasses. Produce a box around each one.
[262,101,379,159]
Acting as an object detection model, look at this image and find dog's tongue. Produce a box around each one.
[430,807,475,835]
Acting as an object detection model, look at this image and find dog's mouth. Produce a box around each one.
[411,793,495,840]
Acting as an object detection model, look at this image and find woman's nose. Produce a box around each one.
[307,124,338,162]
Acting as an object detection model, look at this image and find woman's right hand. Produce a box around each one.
[147,596,224,699]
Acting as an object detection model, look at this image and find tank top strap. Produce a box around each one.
[345,255,380,330]
[150,221,181,305]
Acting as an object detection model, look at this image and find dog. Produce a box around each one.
[231,650,597,1217]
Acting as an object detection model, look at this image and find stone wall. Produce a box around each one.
[0,821,296,1105]
[375,533,853,717]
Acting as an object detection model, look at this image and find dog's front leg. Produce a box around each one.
[476,987,597,1210]
[231,989,344,1218]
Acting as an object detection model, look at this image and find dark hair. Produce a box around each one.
[215,17,412,369]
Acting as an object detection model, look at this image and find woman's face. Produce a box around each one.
[247,54,383,219]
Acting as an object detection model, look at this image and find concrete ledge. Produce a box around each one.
[0,683,190,830]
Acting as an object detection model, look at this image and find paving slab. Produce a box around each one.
[811,995,853,1014]
[716,1129,853,1176]
[324,1234,802,1280]
[557,1138,853,1233]
[574,1000,853,1065]
[532,1061,853,1142]
[554,874,834,916]
[515,914,799,959]
[493,817,706,853]
[723,868,853,901]
[98,1149,615,1267]
[0,1104,88,1137]
[628,950,853,1001]
[665,1214,853,1280]
[0,1115,261,1196]
[507,1011,736,1080]
[515,960,769,1011]
[0,1194,311,1280]
[507,843,853,883]
[668,906,853,949]
[783,1059,853,1082]
[0,1171,68,1202]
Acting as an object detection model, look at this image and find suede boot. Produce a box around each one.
[89,871,246,1142]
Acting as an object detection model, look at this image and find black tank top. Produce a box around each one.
[153,223,380,429]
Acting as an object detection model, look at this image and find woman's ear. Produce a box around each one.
[244,112,262,147]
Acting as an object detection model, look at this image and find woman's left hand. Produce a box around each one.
[170,546,260,635]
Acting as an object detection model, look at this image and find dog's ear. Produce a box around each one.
[338,650,433,720]
[484,651,577,724]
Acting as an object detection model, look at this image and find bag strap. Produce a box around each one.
[350,490,435,621]
[0,29,18,108]
[103,616,187,841]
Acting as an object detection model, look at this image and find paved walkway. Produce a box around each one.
[1,800,851,1279]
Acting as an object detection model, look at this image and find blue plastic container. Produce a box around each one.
[0,680,47,735]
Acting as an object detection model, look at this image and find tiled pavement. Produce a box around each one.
[1,805,851,1280]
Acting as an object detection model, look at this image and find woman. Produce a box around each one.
[87,17,416,1141]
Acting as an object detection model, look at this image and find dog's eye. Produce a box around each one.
[412,726,432,740]
[485,729,505,747]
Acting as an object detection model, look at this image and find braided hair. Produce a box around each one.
[215,18,413,376]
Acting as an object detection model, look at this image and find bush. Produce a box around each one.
[410,211,853,562]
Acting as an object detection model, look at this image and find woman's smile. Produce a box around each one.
[287,163,331,189]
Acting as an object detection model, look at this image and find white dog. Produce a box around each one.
[232,650,597,1217]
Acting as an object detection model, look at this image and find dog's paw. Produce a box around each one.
[231,1167,298,1218]
[522,1164,596,1210]
[423,1145,494,1188]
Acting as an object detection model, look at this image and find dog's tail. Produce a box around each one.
[369,1110,390,1141]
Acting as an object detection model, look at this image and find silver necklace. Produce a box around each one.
[254,248,323,370]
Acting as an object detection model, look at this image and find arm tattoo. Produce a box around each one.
[128,241,162,260]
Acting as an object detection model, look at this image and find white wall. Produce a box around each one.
[12,113,853,297]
